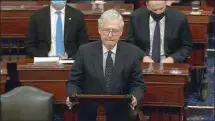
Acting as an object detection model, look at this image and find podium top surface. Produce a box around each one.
[76,94,129,99]
[70,94,132,103]
[142,63,189,76]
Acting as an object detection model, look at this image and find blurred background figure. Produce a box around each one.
[166,0,180,6]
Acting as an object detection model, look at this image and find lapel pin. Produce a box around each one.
[69,18,71,20]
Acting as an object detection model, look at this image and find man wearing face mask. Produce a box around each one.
[126,0,193,63]
[25,0,89,59]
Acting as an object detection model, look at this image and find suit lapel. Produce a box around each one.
[91,41,105,89]
[110,42,126,90]
[64,5,71,43]
[143,11,151,54]
[164,7,173,54]
[45,7,51,45]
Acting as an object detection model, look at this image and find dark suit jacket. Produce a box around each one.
[25,5,89,58]
[126,7,193,63]
[66,41,145,121]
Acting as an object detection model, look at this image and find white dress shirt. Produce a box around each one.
[48,5,66,56]
[149,15,165,57]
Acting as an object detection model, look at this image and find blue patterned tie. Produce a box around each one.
[104,51,113,94]
[56,11,64,55]
[152,21,161,62]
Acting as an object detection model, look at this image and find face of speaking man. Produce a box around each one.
[98,19,123,49]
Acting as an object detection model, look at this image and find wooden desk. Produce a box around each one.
[17,63,189,121]
[141,63,189,107]
[0,59,34,94]
[0,7,210,41]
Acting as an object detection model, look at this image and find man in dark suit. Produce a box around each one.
[25,0,88,59]
[66,9,145,121]
[126,0,193,63]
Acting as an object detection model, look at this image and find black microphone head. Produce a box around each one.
[125,94,133,103]
[69,93,79,102]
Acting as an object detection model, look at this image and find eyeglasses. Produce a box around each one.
[101,29,121,36]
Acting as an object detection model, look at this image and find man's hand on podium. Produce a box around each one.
[66,97,73,109]
[142,56,154,63]
[161,57,174,63]
[129,95,137,110]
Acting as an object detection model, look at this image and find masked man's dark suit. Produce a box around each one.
[126,7,193,63]
[25,5,88,58]
[66,41,145,121]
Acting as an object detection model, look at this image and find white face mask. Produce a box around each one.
[51,0,66,8]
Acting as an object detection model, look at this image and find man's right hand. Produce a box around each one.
[66,97,73,109]
[142,56,154,63]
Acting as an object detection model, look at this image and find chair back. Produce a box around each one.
[1,86,53,121]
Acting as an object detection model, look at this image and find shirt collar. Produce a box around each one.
[149,15,165,25]
[50,5,65,16]
[103,44,117,55]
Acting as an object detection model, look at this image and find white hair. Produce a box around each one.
[98,9,124,29]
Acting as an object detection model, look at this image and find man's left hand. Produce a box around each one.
[161,57,174,63]
[129,95,137,110]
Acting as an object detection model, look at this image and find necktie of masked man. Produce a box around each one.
[56,11,65,56]
[152,21,161,63]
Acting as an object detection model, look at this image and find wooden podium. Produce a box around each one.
[69,94,134,121]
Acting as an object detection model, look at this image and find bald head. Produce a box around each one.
[146,0,166,14]
[147,0,166,7]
